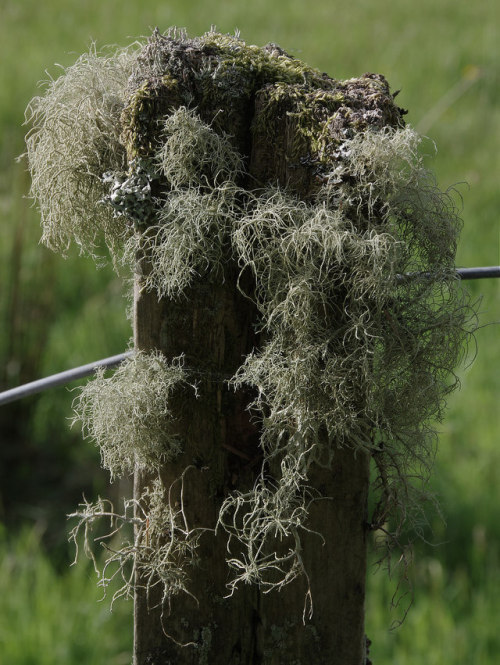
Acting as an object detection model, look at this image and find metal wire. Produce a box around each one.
[0,266,498,406]
[0,352,133,406]
[457,266,500,280]
[397,266,500,282]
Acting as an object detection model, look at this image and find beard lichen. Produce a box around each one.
[69,471,204,613]
[155,106,245,190]
[123,107,247,298]
[26,29,476,621]
[217,451,319,599]
[220,127,474,592]
[73,351,189,479]
[25,44,139,257]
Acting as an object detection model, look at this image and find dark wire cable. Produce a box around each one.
[457,266,500,280]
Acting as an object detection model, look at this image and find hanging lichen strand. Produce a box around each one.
[27,27,473,642]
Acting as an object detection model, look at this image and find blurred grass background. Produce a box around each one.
[0,0,498,662]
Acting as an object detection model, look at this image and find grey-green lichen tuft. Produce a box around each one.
[123,107,246,297]
[73,351,188,479]
[218,127,473,589]
[156,106,245,189]
[25,44,139,257]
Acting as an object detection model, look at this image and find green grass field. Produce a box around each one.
[0,0,498,662]
[0,526,132,664]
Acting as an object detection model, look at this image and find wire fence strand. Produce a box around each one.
[0,352,134,406]
[0,266,498,406]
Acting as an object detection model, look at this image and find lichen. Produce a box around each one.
[197,30,328,88]
[69,471,204,610]
[25,44,139,256]
[155,107,245,189]
[216,127,474,591]
[120,106,246,297]
[73,351,190,479]
[101,156,157,225]
[195,624,215,665]
[250,73,405,196]
[128,182,242,298]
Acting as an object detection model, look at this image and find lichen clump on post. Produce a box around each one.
[73,351,188,479]
[26,28,474,615]
[25,45,137,256]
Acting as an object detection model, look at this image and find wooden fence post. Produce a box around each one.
[128,31,403,665]
[133,249,371,664]
[133,268,265,662]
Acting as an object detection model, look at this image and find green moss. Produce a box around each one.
[251,74,404,193]
[121,73,180,160]
[122,29,349,159]
[197,31,332,91]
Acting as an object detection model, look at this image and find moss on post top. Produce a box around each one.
[121,28,406,176]
[250,74,405,196]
